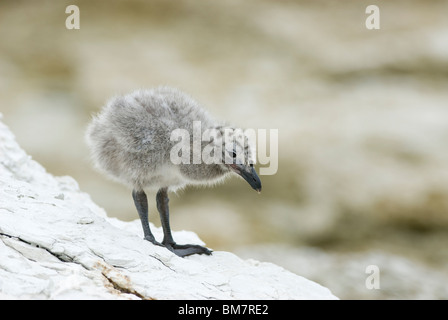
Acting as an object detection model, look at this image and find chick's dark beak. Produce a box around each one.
[231,164,262,193]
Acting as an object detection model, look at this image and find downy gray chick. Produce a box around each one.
[86,87,261,257]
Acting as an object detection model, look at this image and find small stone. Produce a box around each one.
[54,193,65,200]
[77,217,94,225]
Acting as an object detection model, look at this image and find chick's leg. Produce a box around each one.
[156,187,212,257]
[132,189,160,245]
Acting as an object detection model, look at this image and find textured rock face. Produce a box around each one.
[0,116,337,300]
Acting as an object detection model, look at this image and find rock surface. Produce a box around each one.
[0,115,337,300]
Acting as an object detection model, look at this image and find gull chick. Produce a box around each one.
[86,87,262,257]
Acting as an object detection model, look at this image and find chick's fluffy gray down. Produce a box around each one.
[86,87,228,191]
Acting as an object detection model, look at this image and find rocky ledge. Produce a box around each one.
[0,115,336,300]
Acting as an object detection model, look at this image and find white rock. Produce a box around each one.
[0,115,337,300]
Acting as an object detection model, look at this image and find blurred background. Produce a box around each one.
[1,0,448,299]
